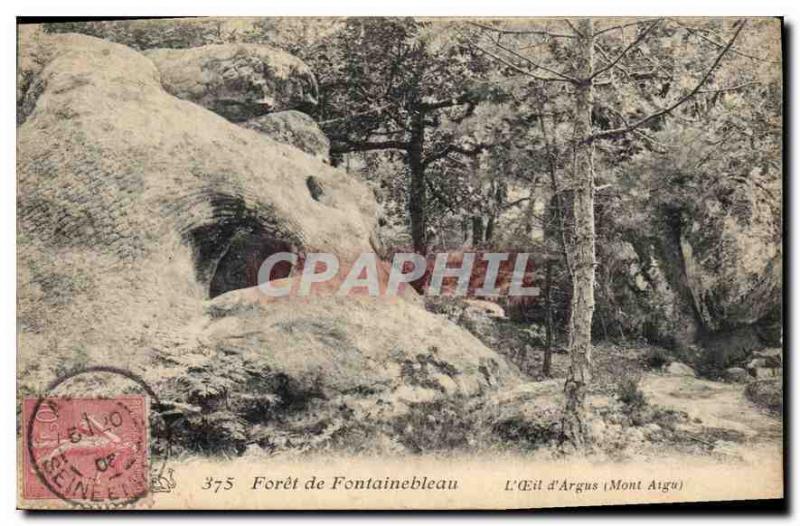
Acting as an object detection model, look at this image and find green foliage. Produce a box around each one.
[42,19,234,50]
[615,375,647,410]
[161,352,323,455]
[745,379,782,414]
[391,399,477,453]
[305,18,511,251]
[644,347,672,370]
[176,411,248,455]
[492,415,560,450]
[311,18,496,147]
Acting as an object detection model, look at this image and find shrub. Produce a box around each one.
[616,375,646,410]
[161,352,324,456]
[644,347,671,370]
[492,416,560,450]
[745,379,782,414]
[175,411,248,455]
[391,399,477,453]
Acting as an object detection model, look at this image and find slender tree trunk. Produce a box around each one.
[561,18,596,448]
[471,216,484,247]
[543,259,554,377]
[486,179,501,243]
[485,214,496,242]
[408,110,427,254]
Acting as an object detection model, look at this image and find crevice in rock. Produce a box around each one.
[184,194,298,298]
[17,75,46,126]
[305,175,324,201]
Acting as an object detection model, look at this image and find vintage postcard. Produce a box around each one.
[16,16,783,510]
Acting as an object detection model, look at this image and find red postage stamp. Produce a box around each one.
[22,396,149,504]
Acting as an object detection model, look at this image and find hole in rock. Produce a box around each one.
[306,176,324,201]
[186,196,297,299]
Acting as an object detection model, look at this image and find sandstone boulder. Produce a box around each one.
[680,185,782,336]
[599,240,700,348]
[747,365,781,379]
[205,292,518,399]
[752,347,782,367]
[664,362,696,377]
[744,378,782,413]
[241,110,329,160]
[145,43,318,122]
[602,191,781,366]
[722,367,749,383]
[745,347,782,379]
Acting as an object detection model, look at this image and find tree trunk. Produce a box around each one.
[561,18,596,448]
[471,216,485,247]
[543,259,554,377]
[408,110,427,254]
[485,214,496,243]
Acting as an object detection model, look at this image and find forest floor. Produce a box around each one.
[640,375,782,456]
[497,342,783,463]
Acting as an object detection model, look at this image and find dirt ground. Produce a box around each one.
[515,343,783,463]
[638,374,782,461]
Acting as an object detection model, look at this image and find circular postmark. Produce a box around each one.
[24,367,172,509]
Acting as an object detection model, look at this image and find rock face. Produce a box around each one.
[745,378,782,414]
[603,189,781,369]
[664,362,696,377]
[753,348,782,367]
[16,31,520,453]
[145,44,318,122]
[598,240,700,348]
[206,292,516,400]
[680,189,782,337]
[241,110,329,160]
[746,348,782,379]
[722,367,748,383]
[675,181,782,367]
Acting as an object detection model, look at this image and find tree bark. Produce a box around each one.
[408,110,427,254]
[485,214,496,243]
[543,259,554,377]
[561,18,596,448]
[471,216,485,247]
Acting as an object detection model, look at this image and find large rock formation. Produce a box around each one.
[241,110,330,160]
[680,186,782,341]
[597,239,700,348]
[16,31,520,453]
[145,43,318,122]
[146,45,330,162]
[600,183,782,368]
